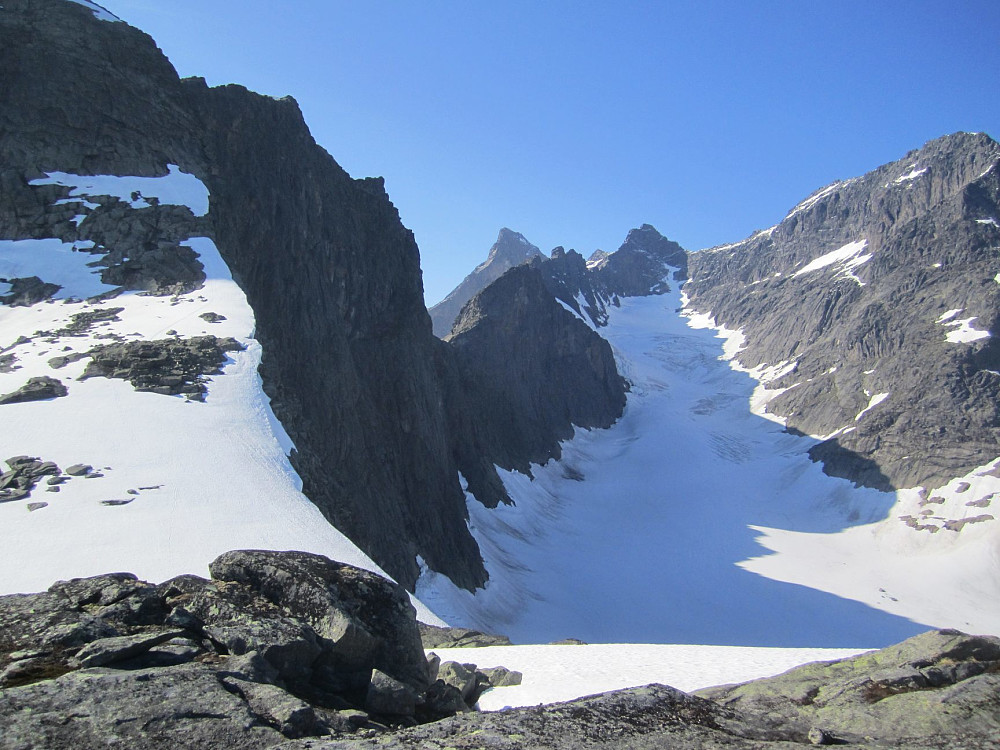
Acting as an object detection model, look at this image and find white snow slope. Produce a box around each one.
[431,643,869,710]
[418,275,1000,647]
[0,166,444,624]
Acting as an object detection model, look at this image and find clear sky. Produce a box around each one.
[97,0,1000,306]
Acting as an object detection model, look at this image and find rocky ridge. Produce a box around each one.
[0,0,630,593]
[0,550,522,747]
[685,132,1000,492]
[439,223,688,336]
[429,228,543,338]
[443,264,626,505]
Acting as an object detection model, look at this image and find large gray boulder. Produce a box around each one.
[0,550,449,747]
[209,550,429,695]
[695,628,1000,745]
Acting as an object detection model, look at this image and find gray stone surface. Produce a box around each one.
[685,133,1000,491]
[0,551,484,747]
[695,628,1000,746]
[429,228,544,337]
[209,550,429,695]
[418,623,512,649]
[3,556,999,748]
[0,375,67,404]
[81,335,245,400]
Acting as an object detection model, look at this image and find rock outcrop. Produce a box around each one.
[429,228,543,337]
[0,0,633,594]
[444,264,626,504]
[3,555,996,749]
[81,335,245,400]
[273,629,1000,749]
[685,132,1000,491]
[0,551,524,747]
[695,628,1000,746]
[0,375,67,404]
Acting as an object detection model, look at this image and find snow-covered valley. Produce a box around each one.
[418,279,1000,647]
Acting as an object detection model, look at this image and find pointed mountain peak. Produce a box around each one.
[616,224,687,268]
[429,229,543,337]
[487,228,542,264]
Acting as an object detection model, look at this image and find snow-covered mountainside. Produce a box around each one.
[419,137,1000,645]
[429,228,543,338]
[686,132,1000,493]
[0,167,436,607]
[1,0,634,599]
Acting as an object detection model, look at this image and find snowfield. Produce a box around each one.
[418,276,1000,646]
[430,643,870,710]
[0,166,444,624]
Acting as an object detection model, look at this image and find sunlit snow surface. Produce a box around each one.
[0,167,444,625]
[432,643,869,710]
[418,280,1000,646]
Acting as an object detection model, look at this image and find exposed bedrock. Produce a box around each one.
[685,132,1000,490]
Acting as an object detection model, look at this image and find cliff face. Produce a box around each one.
[686,133,1000,490]
[185,81,484,591]
[0,0,633,593]
[446,264,626,501]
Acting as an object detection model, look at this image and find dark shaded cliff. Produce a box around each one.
[0,0,630,592]
[686,133,1000,490]
[445,264,626,496]
[184,80,484,591]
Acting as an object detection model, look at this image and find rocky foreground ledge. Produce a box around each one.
[1,552,998,749]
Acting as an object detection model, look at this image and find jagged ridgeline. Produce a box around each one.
[0,0,627,592]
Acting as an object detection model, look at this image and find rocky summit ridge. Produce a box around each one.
[428,228,544,337]
[685,131,1000,492]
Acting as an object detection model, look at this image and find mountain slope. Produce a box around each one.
[685,132,1000,492]
[418,136,1000,644]
[429,228,542,337]
[0,0,629,598]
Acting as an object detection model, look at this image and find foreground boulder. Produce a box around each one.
[2,563,998,750]
[0,551,466,746]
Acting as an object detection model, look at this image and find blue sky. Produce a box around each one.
[97,0,1000,305]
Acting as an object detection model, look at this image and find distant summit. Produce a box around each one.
[429,228,543,337]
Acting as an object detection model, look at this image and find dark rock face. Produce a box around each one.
[183,79,484,591]
[0,375,67,404]
[429,228,544,337]
[541,224,687,328]
[2,0,591,594]
[446,264,627,492]
[686,133,1000,490]
[591,222,688,297]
